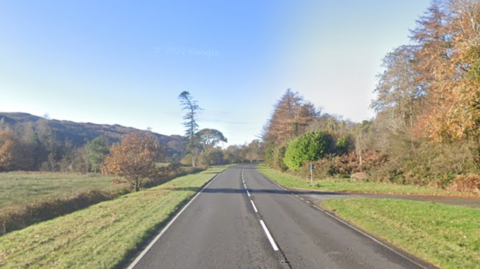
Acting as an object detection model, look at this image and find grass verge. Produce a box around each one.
[0,165,230,269]
[323,198,480,269]
[257,164,467,196]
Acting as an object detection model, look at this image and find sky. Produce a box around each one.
[0,0,432,146]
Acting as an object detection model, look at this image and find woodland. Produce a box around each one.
[262,0,480,192]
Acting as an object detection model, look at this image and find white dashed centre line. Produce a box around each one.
[250,200,258,213]
[260,220,279,252]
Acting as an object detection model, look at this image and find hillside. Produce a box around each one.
[0,112,186,156]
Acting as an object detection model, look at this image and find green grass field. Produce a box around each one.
[323,198,480,269]
[0,172,127,211]
[0,165,230,269]
[257,164,467,196]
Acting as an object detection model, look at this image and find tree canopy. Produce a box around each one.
[102,132,164,191]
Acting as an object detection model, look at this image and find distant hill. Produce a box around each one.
[0,112,186,157]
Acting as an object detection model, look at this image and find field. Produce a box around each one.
[0,165,230,268]
[323,198,480,269]
[257,164,469,196]
[0,172,126,211]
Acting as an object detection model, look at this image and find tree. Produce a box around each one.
[200,147,225,165]
[283,131,333,171]
[85,136,110,173]
[263,89,317,146]
[371,45,426,131]
[179,91,202,167]
[196,128,227,151]
[411,0,480,141]
[0,131,17,171]
[243,139,263,162]
[102,132,164,191]
[196,128,227,166]
[224,145,243,164]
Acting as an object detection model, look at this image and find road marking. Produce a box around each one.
[295,195,298,197]
[300,197,304,200]
[323,211,428,269]
[306,201,310,204]
[313,205,324,211]
[250,200,258,213]
[260,220,279,251]
[244,184,247,189]
[246,190,251,197]
[127,173,222,269]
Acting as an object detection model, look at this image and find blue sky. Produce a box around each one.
[0,0,431,145]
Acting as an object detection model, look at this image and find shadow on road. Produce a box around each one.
[170,186,344,196]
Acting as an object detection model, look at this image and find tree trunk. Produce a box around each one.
[134,180,140,192]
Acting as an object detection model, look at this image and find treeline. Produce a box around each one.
[263,0,480,193]
[0,117,261,173]
[0,118,108,172]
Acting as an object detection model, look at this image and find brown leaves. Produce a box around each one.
[263,90,316,146]
[375,0,480,142]
[102,132,165,191]
[0,131,18,171]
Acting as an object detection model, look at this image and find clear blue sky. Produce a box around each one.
[0,0,431,146]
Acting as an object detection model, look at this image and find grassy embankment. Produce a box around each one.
[323,199,480,269]
[0,172,126,210]
[0,165,230,268]
[257,164,468,196]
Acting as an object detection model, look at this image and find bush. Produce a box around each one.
[284,131,333,171]
[273,144,288,172]
[448,175,480,193]
[370,141,478,187]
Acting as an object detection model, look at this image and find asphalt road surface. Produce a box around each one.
[129,164,435,269]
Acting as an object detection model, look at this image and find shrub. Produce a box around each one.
[273,144,288,172]
[447,175,480,193]
[284,131,333,171]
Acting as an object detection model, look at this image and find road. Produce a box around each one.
[129,164,435,269]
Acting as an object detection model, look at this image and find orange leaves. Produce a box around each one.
[0,131,17,171]
[102,132,164,191]
[263,90,316,146]
[404,0,480,142]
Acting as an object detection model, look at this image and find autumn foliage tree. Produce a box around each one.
[0,131,17,171]
[102,132,164,191]
[263,89,317,146]
[410,0,480,141]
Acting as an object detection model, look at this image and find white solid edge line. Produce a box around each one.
[257,169,426,268]
[260,220,279,251]
[323,211,428,269]
[127,174,221,269]
[250,200,258,213]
